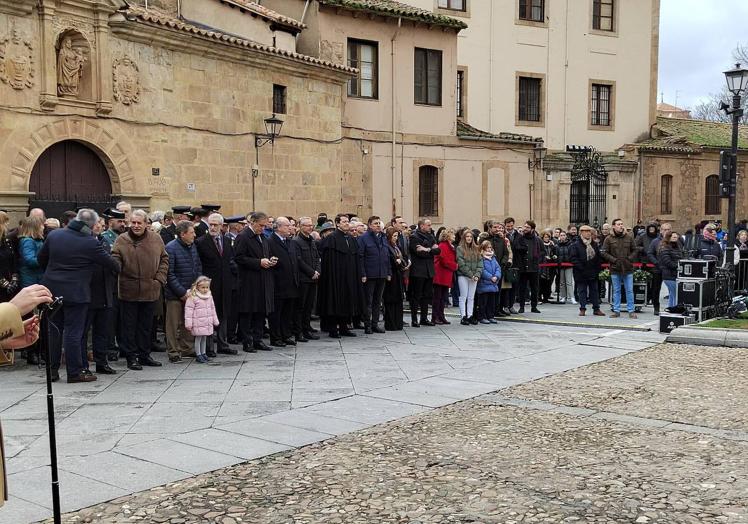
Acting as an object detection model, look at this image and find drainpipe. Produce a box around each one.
[299,0,311,36]
[391,17,402,217]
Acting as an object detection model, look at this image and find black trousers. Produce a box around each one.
[364,278,386,328]
[294,282,317,335]
[269,296,296,342]
[409,276,433,322]
[476,292,497,320]
[517,272,539,309]
[84,306,111,367]
[49,303,89,377]
[501,283,516,309]
[325,315,352,335]
[649,271,662,310]
[577,279,601,312]
[239,312,265,345]
[227,289,240,341]
[539,275,554,302]
[119,300,156,361]
[108,293,120,352]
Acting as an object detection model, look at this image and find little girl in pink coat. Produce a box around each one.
[184,276,220,363]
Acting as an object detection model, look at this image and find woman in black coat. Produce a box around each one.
[658,232,683,309]
[383,227,406,331]
[0,212,18,303]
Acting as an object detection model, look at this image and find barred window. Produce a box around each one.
[272,84,286,114]
[415,48,442,106]
[419,165,439,217]
[660,175,673,215]
[348,39,378,99]
[518,76,542,122]
[519,0,544,22]
[591,83,612,126]
[593,0,615,31]
[456,70,465,118]
[705,175,721,215]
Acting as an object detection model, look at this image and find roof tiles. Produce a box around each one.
[318,0,467,29]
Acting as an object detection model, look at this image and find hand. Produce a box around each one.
[386,275,391,281]
[361,277,367,283]
[473,276,479,282]
[416,245,428,253]
[10,284,53,316]
[181,293,189,302]
[432,244,439,250]
[312,271,320,280]
[491,277,498,283]
[1,316,40,350]
[395,258,402,265]
[260,258,272,268]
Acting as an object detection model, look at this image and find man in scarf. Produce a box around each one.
[570,225,605,316]
[511,220,543,314]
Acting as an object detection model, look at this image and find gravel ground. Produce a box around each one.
[506,343,748,431]
[47,343,748,524]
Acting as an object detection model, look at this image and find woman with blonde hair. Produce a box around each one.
[456,228,482,325]
[0,211,19,304]
[432,227,457,325]
[18,216,45,289]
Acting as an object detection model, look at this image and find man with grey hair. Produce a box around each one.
[38,208,119,382]
[115,200,132,226]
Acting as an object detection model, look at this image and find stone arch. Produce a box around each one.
[7,117,139,196]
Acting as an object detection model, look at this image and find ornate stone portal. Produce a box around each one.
[57,35,86,96]
[112,55,140,105]
[0,24,34,90]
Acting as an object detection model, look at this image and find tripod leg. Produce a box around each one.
[42,313,62,524]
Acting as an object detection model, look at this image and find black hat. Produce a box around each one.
[225,215,246,224]
[103,208,125,220]
[201,204,221,212]
[190,206,208,217]
[172,205,191,214]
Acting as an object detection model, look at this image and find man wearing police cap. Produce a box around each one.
[101,208,126,248]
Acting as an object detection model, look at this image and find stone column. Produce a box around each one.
[94,9,112,115]
[38,0,58,111]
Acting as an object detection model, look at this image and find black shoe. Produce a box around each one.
[127,359,143,371]
[95,364,117,375]
[653,308,660,316]
[303,332,320,340]
[51,370,60,382]
[218,348,238,355]
[270,340,287,348]
[26,351,39,365]
[530,308,541,314]
[254,341,272,351]
[469,317,479,325]
[107,351,119,362]
[421,320,435,327]
[243,344,257,353]
[283,338,297,346]
[364,327,373,335]
[307,326,319,333]
[296,335,309,343]
[411,321,420,327]
[460,317,470,326]
[329,331,341,339]
[206,350,217,358]
[228,337,240,345]
[518,307,525,314]
[372,326,385,334]
[169,355,183,363]
[340,330,357,337]
[139,355,163,367]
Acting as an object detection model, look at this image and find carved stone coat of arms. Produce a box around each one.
[0,26,34,90]
[112,56,140,105]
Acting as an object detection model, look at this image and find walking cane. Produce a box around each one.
[40,296,63,524]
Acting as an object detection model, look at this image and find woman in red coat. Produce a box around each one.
[432,228,457,324]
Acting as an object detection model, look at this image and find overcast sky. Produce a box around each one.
[659,0,748,110]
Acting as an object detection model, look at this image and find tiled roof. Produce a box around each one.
[457,120,540,144]
[119,6,356,74]
[318,0,467,29]
[214,0,306,30]
[638,116,748,152]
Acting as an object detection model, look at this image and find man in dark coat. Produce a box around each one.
[317,214,360,338]
[511,220,543,314]
[358,216,391,334]
[233,211,274,352]
[292,216,321,341]
[408,218,441,326]
[570,225,605,316]
[165,220,202,362]
[267,217,300,346]
[38,209,120,383]
[196,212,237,356]
[191,207,210,238]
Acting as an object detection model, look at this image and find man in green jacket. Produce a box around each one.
[602,218,638,318]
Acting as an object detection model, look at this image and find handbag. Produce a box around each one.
[504,267,520,284]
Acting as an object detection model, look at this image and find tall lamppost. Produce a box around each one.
[721,63,748,269]
[252,113,284,210]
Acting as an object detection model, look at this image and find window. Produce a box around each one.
[419,165,439,217]
[705,175,721,215]
[518,76,542,122]
[456,70,465,118]
[590,83,612,126]
[593,0,615,31]
[519,0,544,22]
[437,0,465,11]
[272,84,286,114]
[414,48,442,106]
[660,175,673,215]
[347,39,378,99]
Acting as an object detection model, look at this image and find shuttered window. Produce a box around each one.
[705,175,721,215]
[348,39,378,99]
[518,76,542,122]
[660,175,673,215]
[414,48,442,106]
[590,83,612,126]
[593,0,615,31]
[519,0,544,21]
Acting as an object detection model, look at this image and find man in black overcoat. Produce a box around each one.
[408,218,441,326]
[267,217,300,347]
[196,212,237,356]
[317,214,360,338]
[232,211,274,352]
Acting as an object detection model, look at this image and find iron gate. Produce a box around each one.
[568,146,608,227]
[28,194,120,221]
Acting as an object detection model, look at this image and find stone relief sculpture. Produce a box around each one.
[0,25,34,90]
[57,36,86,97]
[112,55,140,105]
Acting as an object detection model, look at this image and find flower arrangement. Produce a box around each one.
[598,269,610,282]
[633,269,653,283]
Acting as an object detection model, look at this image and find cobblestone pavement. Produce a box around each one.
[42,343,748,524]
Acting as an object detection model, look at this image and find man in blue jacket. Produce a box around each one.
[358,216,391,334]
[38,209,120,383]
[165,221,202,362]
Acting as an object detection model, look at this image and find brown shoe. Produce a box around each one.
[67,373,97,383]
[629,312,638,319]
[610,312,620,318]
[593,310,606,316]
[579,309,586,316]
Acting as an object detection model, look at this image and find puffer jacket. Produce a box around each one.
[477,256,502,294]
[556,239,574,266]
[18,237,44,288]
[658,244,684,281]
[602,231,637,274]
[456,246,482,279]
[184,292,219,336]
[165,238,203,300]
[112,230,169,302]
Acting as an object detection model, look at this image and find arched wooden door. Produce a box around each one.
[29,140,117,218]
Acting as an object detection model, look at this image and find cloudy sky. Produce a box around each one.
[659,0,748,110]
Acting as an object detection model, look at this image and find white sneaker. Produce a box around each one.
[571,299,578,305]
[560,298,566,304]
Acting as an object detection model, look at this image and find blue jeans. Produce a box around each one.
[664,280,677,309]
[610,273,634,313]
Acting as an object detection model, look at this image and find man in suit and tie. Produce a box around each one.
[233,212,274,353]
[196,213,237,356]
[267,217,300,347]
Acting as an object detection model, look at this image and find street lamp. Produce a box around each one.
[528,140,547,170]
[721,63,748,270]
[252,114,284,209]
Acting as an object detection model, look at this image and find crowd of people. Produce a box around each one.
[1,201,747,385]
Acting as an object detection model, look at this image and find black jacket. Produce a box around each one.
[696,237,722,260]
[89,236,117,309]
[512,232,543,273]
[408,230,441,279]
[569,239,603,281]
[233,228,274,314]
[317,229,361,317]
[658,244,683,281]
[195,233,235,318]
[292,233,320,284]
[267,233,300,299]
[160,224,176,246]
[488,234,510,267]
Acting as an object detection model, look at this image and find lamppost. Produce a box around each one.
[528,140,547,220]
[252,113,284,210]
[721,63,748,269]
